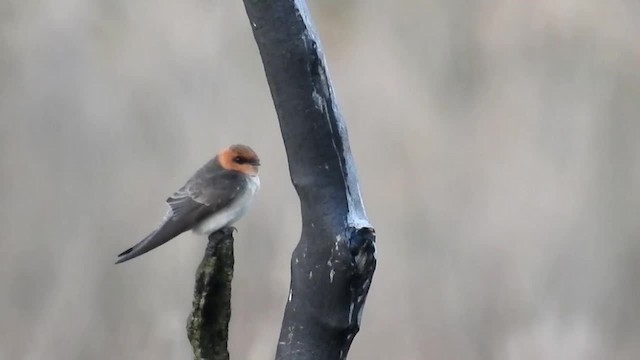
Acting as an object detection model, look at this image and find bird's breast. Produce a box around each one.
[192,175,260,235]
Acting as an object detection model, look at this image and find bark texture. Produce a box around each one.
[242,1,377,359]
[186,227,235,360]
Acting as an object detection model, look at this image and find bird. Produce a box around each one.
[115,144,261,264]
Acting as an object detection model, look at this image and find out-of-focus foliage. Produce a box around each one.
[1,1,639,359]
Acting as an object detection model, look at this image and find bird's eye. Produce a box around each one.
[233,156,246,164]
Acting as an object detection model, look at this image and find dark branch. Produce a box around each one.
[186,227,235,360]
[242,1,377,359]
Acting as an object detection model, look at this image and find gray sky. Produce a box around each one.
[1,1,639,359]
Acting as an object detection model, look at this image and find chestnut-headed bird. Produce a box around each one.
[115,144,260,264]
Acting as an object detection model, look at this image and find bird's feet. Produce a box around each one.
[208,226,237,243]
[222,226,237,236]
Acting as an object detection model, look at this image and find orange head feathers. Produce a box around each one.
[115,143,261,264]
[217,144,261,176]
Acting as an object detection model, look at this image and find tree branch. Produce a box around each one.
[242,1,377,359]
[186,227,235,360]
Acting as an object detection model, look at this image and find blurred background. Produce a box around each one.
[1,0,639,359]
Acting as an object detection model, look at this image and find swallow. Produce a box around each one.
[115,144,261,264]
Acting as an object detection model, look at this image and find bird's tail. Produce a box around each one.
[115,221,186,264]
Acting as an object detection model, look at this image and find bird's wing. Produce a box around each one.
[115,170,245,264]
[166,169,245,218]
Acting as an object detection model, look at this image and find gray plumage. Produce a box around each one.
[116,158,258,264]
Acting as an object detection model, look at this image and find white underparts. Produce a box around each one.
[192,175,260,235]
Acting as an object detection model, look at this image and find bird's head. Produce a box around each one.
[218,144,261,176]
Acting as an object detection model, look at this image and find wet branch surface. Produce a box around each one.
[242,1,377,359]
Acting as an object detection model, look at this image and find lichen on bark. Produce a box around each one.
[186,227,235,360]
